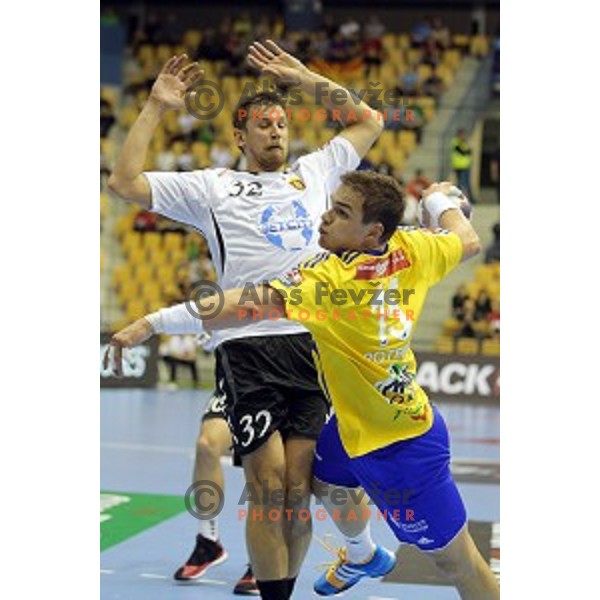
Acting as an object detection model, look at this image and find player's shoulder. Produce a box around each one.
[293,136,350,167]
[394,225,453,241]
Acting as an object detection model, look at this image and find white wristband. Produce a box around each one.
[423,191,457,228]
[145,304,205,336]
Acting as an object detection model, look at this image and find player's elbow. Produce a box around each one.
[107,173,150,208]
[107,173,129,201]
[462,231,482,261]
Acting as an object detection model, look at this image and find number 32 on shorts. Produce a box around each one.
[238,410,273,448]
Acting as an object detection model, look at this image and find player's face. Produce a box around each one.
[241,105,289,171]
[318,185,383,252]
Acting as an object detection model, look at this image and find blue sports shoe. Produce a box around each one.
[314,544,397,596]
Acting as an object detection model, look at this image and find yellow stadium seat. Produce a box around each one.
[127,245,147,266]
[163,233,185,252]
[121,232,143,256]
[470,35,490,57]
[417,64,433,83]
[126,299,147,321]
[435,336,455,354]
[134,263,154,286]
[112,263,133,289]
[382,33,397,51]
[367,144,384,165]
[443,318,461,335]
[143,233,163,259]
[481,338,500,356]
[457,338,479,355]
[466,282,482,297]
[486,281,500,301]
[443,49,461,70]
[475,264,494,285]
[387,150,405,171]
[141,282,163,304]
[119,280,141,304]
[115,212,137,238]
[397,34,410,50]
[452,35,470,50]
[398,130,417,153]
[406,49,423,65]
[156,264,176,286]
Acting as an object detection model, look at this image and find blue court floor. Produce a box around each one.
[101,389,500,599]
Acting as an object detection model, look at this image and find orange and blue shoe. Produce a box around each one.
[314,544,397,596]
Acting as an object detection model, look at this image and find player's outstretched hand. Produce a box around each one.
[103,318,154,377]
[247,40,309,87]
[149,54,205,112]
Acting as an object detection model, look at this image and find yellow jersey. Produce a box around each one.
[269,227,463,457]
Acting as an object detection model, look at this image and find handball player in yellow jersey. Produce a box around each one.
[106,171,499,599]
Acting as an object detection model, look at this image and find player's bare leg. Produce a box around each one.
[282,437,315,578]
[427,526,500,600]
[174,417,232,581]
[312,477,372,539]
[193,418,231,516]
[242,431,289,581]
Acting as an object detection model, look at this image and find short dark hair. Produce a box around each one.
[340,170,405,242]
[232,91,286,130]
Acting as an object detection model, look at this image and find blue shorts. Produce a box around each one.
[313,406,467,551]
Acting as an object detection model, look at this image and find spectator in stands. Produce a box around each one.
[398,64,420,97]
[422,68,446,101]
[411,18,432,48]
[133,210,158,233]
[455,297,479,339]
[176,112,198,143]
[400,102,425,143]
[159,334,199,388]
[430,17,450,50]
[474,289,492,321]
[156,145,177,171]
[451,128,475,202]
[210,140,235,169]
[176,143,196,172]
[488,299,500,337]
[364,15,386,42]
[363,34,384,79]
[406,168,432,200]
[485,222,500,263]
[451,284,470,320]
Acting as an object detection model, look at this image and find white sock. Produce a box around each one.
[199,518,219,542]
[344,524,376,564]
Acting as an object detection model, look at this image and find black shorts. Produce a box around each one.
[201,380,227,422]
[215,333,330,457]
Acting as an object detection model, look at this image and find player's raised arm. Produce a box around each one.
[200,286,287,333]
[108,55,204,208]
[421,182,481,262]
[247,40,383,158]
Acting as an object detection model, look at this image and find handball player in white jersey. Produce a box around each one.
[108,41,383,600]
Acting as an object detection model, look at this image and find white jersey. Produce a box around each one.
[144,136,361,348]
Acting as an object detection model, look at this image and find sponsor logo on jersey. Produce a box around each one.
[258,200,314,251]
[355,249,411,280]
[277,268,304,287]
[288,175,306,191]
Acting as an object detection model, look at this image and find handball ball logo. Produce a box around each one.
[184,480,225,520]
[259,200,314,252]
[185,280,225,321]
[184,79,225,121]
